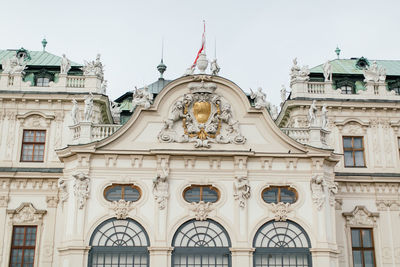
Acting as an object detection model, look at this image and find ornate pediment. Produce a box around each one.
[7,203,46,224]
[158,81,246,148]
[342,206,379,226]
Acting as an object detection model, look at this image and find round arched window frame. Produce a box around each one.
[262,186,298,204]
[253,220,312,267]
[171,219,232,267]
[103,184,142,202]
[182,185,220,203]
[88,218,150,267]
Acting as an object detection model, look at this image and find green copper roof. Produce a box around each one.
[310,59,400,76]
[0,49,81,67]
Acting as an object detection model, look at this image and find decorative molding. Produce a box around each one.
[153,163,169,210]
[233,176,251,208]
[46,196,59,208]
[130,155,143,168]
[112,199,133,219]
[73,173,90,209]
[190,201,213,221]
[270,202,291,221]
[0,195,9,207]
[17,111,54,127]
[310,175,325,210]
[7,203,46,224]
[342,206,379,227]
[58,178,69,204]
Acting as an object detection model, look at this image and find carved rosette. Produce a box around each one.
[270,202,291,221]
[112,199,133,219]
[343,206,379,227]
[233,176,251,208]
[158,81,246,148]
[73,173,90,209]
[190,201,213,221]
[7,203,46,224]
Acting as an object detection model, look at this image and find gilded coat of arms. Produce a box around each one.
[158,82,246,148]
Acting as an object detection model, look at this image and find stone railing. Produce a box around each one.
[281,128,310,144]
[0,73,102,94]
[69,122,122,144]
[290,79,398,100]
[92,124,121,140]
[66,76,85,88]
[281,126,330,149]
[307,82,325,94]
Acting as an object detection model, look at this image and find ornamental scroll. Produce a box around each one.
[158,82,246,148]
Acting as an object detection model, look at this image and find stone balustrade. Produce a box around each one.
[69,122,122,144]
[0,73,103,93]
[281,126,330,149]
[290,79,398,100]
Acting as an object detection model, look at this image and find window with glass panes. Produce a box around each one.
[343,137,365,167]
[103,184,141,202]
[36,77,50,87]
[351,228,375,267]
[21,130,46,162]
[183,185,219,203]
[262,186,297,204]
[9,226,37,267]
[341,85,354,94]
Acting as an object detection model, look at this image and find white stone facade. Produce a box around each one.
[1,52,398,267]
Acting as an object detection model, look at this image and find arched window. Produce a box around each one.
[172,219,231,267]
[253,220,312,267]
[88,218,149,267]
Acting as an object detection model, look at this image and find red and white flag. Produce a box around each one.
[192,21,206,68]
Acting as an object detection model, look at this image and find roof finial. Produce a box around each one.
[157,38,167,79]
[335,45,341,59]
[42,38,47,51]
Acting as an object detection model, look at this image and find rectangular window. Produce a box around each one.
[9,226,37,267]
[21,130,46,162]
[343,136,365,167]
[351,228,375,267]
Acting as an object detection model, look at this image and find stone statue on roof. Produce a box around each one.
[250,87,269,109]
[323,60,332,82]
[280,85,287,104]
[270,105,279,120]
[290,58,309,82]
[321,104,328,129]
[71,99,80,125]
[363,61,385,83]
[210,59,220,75]
[60,54,71,75]
[83,93,94,122]
[131,86,153,111]
[308,100,317,127]
[110,101,121,124]
[81,54,104,81]
[2,52,27,75]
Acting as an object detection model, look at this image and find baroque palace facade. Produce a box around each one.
[0,43,398,267]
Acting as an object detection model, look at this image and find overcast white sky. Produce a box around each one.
[1,0,400,105]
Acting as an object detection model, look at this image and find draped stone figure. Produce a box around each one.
[60,54,71,74]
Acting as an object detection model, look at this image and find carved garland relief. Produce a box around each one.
[158,82,246,148]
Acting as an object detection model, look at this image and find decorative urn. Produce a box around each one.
[196,52,209,74]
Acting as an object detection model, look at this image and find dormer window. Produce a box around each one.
[355,57,370,70]
[340,85,355,94]
[388,80,400,95]
[36,77,50,87]
[35,69,53,87]
[336,79,356,94]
